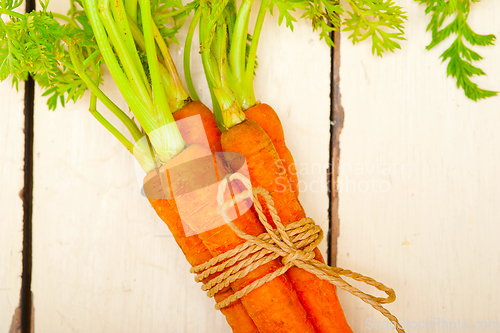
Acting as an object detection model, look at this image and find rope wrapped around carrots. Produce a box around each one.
[190,2,407,332]
[191,173,405,333]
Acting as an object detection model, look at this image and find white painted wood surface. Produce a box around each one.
[31,3,331,333]
[4,1,500,332]
[337,1,500,332]
[0,79,25,331]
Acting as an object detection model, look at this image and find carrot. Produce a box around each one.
[245,103,299,195]
[172,102,316,332]
[138,9,262,328]
[144,172,258,333]
[144,100,259,333]
[221,120,352,333]
[162,143,316,333]
[129,12,260,329]
[173,101,222,154]
[196,4,353,331]
[244,103,298,194]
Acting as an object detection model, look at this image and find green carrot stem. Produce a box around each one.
[200,15,221,91]
[87,71,135,154]
[108,0,150,94]
[196,8,245,130]
[69,0,77,20]
[208,81,224,131]
[68,45,143,142]
[127,15,188,112]
[213,88,245,129]
[98,0,152,103]
[183,9,201,101]
[139,0,185,161]
[199,14,225,127]
[73,47,130,149]
[216,22,245,128]
[241,0,268,109]
[158,65,183,113]
[215,21,235,103]
[153,6,191,20]
[81,50,101,69]
[138,0,170,117]
[229,0,254,83]
[84,0,183,162]
[151,20,190,110]
[89,93,134,152]
[201,19,245,130]
[91,78,156,174]
[0,8,24,19]
[83,0,153,127]
[124,0,138,23]
[52,12,79,27]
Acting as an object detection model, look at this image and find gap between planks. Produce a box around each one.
[10,70,35,333]
[328,31,344,267]
[19,0,36,330]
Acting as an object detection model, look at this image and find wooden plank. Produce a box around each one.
[0,79,26,332]
[337,1,500,331]
[32,4,332,333]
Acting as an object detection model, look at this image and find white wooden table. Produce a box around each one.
[1,1,499,332]
[337,2,500,332]
[0,80,25,333]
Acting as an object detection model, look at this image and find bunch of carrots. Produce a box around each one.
[1,0,401,332]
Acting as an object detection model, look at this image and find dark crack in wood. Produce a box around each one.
[20,0,35,327]
[328,31,344,267]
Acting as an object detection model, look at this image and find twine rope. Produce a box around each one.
[190,173,405,333]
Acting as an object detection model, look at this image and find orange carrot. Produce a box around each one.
[245,103,298,194]
[173,101,222,154]
[144,173,258,333]
[144,102,258,333]
[162,143,316,333]
[222,119,353,333]
[197,8,351,331]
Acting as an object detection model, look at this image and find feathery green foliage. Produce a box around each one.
[152,0,196,44]
[0,0,100,109]
[269,0,406,55]
[343,0,406,56]
[416,0,497,100]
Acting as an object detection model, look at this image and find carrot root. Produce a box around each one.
[144,102,258,333]
[221,119,353,333]
[164,144,317,333]
[245,103,298,194]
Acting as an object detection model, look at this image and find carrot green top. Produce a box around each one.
[185,0,496,131]
[0,0,197,172]
[1,0,496,162]
[186,0,408,130]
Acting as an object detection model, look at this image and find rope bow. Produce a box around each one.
[190,173,405,333]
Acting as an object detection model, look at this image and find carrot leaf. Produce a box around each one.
[0,3,101,110]
[343,0,406,56]
[416,0,497,101]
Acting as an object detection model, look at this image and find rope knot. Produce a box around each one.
[191,173,405,333]
[281,249,315,266]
